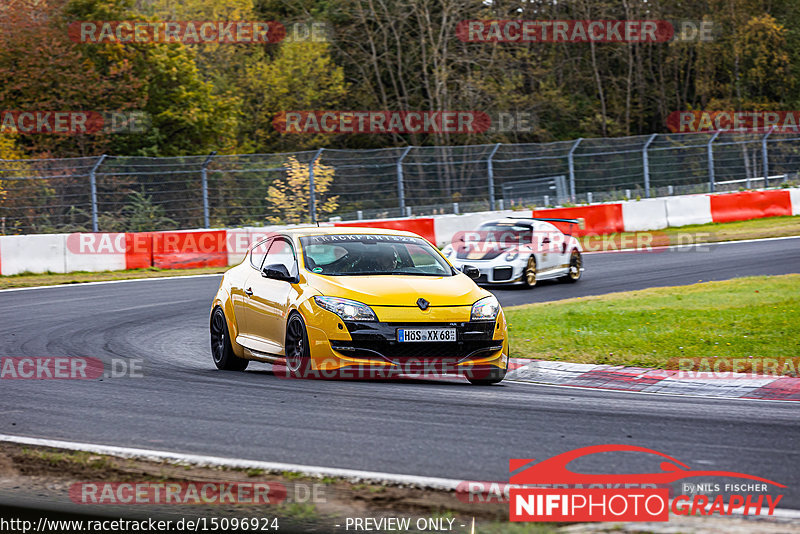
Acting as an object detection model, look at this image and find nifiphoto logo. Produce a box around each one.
[506,445,785,522]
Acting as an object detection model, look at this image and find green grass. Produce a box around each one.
[506,275,800,369]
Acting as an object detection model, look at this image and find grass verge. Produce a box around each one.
[0,442,557,533]
[0,266,225,289]
[506,275,800,370]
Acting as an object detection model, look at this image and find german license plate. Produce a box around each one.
[397,328,456,342]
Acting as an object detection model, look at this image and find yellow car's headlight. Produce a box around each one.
[471,295,500,322]
[314,296,378,322]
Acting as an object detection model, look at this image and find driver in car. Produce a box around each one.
[373,246,398,272]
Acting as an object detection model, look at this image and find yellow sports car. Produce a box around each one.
[210,227,509,384]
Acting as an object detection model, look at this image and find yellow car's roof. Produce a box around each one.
[280,226,423,239]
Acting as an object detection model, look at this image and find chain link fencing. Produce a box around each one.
[1,130,799,234]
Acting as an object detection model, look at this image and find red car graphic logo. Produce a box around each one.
[510,444,785,487]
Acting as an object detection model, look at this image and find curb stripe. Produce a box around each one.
[507,358,799,402]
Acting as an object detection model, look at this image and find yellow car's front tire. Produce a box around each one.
[211,307,248,371]
[285,313,311,378]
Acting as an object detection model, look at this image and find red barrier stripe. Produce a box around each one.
[532,204,624,236]
[709,190,792,223]
[152,231,228,269]
[125,233,152,270]
[333,218,437,244]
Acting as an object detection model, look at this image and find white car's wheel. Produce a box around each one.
[564,250,582,283]
[523,256,537,288]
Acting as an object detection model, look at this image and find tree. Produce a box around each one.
[265,156,338,223]
[245,41,348,153]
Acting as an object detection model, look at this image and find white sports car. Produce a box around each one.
[441,218,584,288]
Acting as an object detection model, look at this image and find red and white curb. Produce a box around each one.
[506,359,800,401]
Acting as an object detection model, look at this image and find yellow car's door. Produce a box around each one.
[242,237,299,355]
[233,238,272,338]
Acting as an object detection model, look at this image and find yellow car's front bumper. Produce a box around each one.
[298,299,508,379]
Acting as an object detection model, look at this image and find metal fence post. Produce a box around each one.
[487,143,502,210]
[89,154,107,232]
[308,148,324,224]
[707,131,721,193]
[643,134,657,198]
[201,151,216,228]
[568,138,583,202]
[763,126,775,188]
[397,146,412,214]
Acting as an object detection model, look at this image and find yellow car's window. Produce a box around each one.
[300,234,453,276]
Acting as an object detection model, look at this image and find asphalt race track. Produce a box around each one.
[1,237,799,506]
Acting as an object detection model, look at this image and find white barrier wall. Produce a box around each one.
[664,194,713,227]
[0,188,797,276]
[621,198,669,232]
[64,233,127,273]
[0,234,67,275]
[792,189,800,216]
[432,210,518,247]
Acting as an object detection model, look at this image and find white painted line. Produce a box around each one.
[0,273,223,293]
[0,434,460,491]
[583,234,800,255]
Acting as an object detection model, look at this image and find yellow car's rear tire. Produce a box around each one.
[285,313,311,379]
[211,307,248,371]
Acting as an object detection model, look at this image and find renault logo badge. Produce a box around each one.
[416,298,430,310]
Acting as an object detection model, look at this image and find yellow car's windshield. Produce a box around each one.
[300,234,454,276]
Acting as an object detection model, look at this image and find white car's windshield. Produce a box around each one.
[300,234,454,276]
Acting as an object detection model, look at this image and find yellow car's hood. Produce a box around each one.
[306,273,486,307]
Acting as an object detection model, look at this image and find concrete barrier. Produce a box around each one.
[65,233,127,272]
[664,194,712,227]
[432,211,517,247]
[709,190,793,223]
[152,230,228,269]
[0,188,797,276]
[334,218,436,244]
[0,234,67,275]
[533,204,624,236]
[125,233,153,270]
[621,198,669,232]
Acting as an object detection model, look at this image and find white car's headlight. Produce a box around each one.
[505,251,518,261]
[314,296,377,321]
[471,295,500,321]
